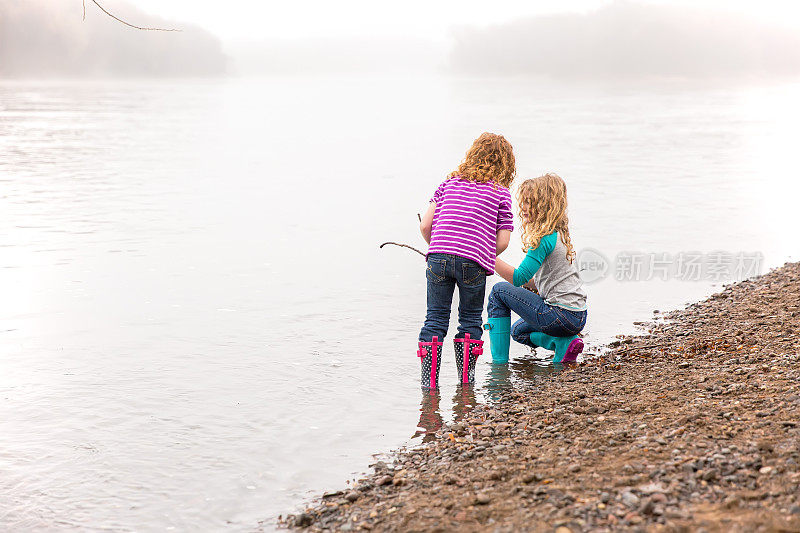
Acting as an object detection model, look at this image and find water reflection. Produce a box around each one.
[412,388,442,442]
[412,357,577,442]
[509,355,569,382]
[452,385,476,422]
[483,354,572,403]
[484,363,513,404]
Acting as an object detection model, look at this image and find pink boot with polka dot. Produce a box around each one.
[453,333,483,385]
[417,336,443,389]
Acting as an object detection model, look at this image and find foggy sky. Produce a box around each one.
[117,0,800,43]
[3,1,800,79]
[0,0,226,77]
[449,2,800,79]
[231,38,444,75]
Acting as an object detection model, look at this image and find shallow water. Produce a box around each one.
[1,76,798,531]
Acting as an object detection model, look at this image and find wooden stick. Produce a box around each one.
[379,242,426,257]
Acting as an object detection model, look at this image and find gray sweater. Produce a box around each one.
[512,231,587,311]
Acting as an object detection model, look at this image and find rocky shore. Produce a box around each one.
[279,262,800,532]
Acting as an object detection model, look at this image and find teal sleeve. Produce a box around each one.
[512,232,557,287]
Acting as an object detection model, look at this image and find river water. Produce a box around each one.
[1,76,798,531]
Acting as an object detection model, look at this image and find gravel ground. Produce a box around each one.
[277,262,800,532]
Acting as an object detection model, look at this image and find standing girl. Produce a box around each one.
[417,133,515,388]
[486,173,587,364]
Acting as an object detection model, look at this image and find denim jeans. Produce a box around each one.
[487,281,586,348]
[419,254,486,342]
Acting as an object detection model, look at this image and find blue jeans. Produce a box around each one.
[419,254,486,342]
[487,282,586,348]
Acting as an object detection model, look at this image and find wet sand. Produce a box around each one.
[278,262,800,532]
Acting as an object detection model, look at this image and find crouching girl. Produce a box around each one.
[486,173,587,363]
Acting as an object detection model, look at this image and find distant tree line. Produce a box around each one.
[0,0,226,77]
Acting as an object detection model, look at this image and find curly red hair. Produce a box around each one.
[449,132,516,188]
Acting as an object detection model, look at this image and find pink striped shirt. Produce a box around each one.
[428,176,514,274]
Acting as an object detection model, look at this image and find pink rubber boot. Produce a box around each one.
[453,333,483,385]
[417,336,444,389]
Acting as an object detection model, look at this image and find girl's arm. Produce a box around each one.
[494,257,516,284]
[419,202,436,244]
[496,232,558,286]
[494,257,538,292]
[496,229,511,255]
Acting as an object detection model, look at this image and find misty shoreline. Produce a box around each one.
[4,2,800,80]
[3,74,799,89]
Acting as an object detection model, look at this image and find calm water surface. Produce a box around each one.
[1,76,798,531]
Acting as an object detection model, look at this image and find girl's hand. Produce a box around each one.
[523,280,538,294]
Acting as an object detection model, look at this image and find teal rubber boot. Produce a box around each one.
[529,332,584,363]
[484,317,511,364]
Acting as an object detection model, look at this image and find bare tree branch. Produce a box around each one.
[88,0,181,31]
[83,0,86,21]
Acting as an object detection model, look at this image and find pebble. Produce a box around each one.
[624,511,643,524]
[294,513,313,527]
[639,498,655,515]
[650,493,667,504]
[476,493,492,505]
[724,495,741,509]
[621,491,640,508]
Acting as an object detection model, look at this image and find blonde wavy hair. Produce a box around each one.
[449,132,516,188]
[517,173,575,262]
